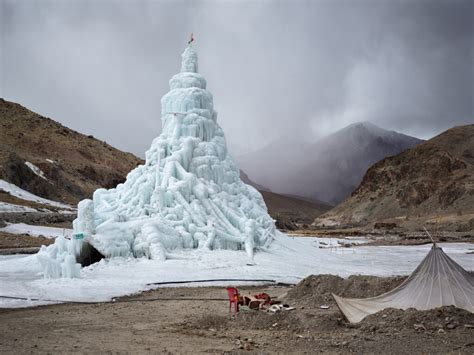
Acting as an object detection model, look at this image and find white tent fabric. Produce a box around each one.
[333,244,474,323]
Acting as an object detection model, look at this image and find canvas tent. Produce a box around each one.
[333,244,474,323]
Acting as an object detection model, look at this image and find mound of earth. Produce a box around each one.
[359,306,474,333]
[191,307,343,333]
[284,274,406,307]
[188,275,408,333]
[184,277,473,353]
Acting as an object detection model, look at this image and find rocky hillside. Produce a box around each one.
[0,98,143,204]
[314,125,474,232]
[238,122,423,205]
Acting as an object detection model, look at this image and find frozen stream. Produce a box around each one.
[0,233,472,308]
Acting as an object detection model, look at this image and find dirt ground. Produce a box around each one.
[0,231,53,254]
[0,217,69,255]
[1,276,473,354]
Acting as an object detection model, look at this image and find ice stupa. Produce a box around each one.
[37,44,276,277]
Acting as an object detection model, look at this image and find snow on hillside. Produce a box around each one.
[25,162,48,180]
[0,179,74,210]
[0,202,39,213]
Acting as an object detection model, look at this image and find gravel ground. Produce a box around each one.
[0,277,472,354]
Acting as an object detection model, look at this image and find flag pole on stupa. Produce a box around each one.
[187,33,194,46]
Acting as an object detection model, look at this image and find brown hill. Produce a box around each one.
[239,170,331,229]
[314,125,474,232]
[260,190,331,230]
[0,98,143,204]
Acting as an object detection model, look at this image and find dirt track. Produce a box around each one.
[0,278,473,354]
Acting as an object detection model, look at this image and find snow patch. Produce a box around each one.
[0,202,40,213]
[0,179,74,210]
[25,161,48,180]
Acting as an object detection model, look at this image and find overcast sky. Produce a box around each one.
[1,0,473,158]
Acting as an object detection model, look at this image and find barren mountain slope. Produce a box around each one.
[314,125,474,232]
[0,98,143,204]
[238,122,423,205]
[288,122,423,204]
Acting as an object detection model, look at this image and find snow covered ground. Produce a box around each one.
[0,179,74,211]
[0,233,472,308]
[0,223,73,239]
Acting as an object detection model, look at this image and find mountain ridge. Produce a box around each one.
[238,121,423,205]
[314,124,474,232]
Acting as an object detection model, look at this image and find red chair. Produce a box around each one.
[226,287,240,315]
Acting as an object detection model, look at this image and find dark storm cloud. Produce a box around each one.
[1,0,472,158]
